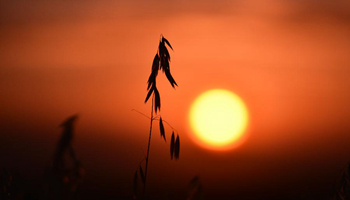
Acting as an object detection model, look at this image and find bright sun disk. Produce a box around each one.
[189,89,249,150]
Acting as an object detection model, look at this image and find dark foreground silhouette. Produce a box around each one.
[1,114,84,200]
[0,114,349,200]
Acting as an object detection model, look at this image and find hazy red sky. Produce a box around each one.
[1,1,350,199]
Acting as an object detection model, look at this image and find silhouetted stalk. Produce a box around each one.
[143,94,154,196]
[132,36,179,198]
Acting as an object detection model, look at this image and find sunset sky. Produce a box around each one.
[1,0,350,199]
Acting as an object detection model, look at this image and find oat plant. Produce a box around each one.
[133,36,180,198]
[43,114,85,200]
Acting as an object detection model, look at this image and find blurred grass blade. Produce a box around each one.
[170,132,175,159]
[175,135,180,160]
[133,171,138,196]
[54,114,78,169]
[139,166,145,184]
[187,176,203,200]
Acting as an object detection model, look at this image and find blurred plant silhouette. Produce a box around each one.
[333,162,350,200]
[133,35,180,199]
[42,114,85,200]
[186,176,203,200]
[0,169,23,200]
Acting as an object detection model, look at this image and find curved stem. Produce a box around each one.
[131,109,178,134]
[143,94,154,196]
[131,109,151,120]
[152,117,179,134]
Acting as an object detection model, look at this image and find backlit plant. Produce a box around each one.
[133,35,180,198]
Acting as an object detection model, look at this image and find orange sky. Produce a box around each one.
[1,0,350,199]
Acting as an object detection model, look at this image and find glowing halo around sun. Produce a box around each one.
[189,89,249,150]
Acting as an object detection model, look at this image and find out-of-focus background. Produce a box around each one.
[1,0,350,199]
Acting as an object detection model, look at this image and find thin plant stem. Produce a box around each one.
[152,117,179,134]
[131,109,179,134]
[131,109,151,120]
[143,94,154,196]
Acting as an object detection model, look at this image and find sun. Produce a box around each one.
[189,89,249,150]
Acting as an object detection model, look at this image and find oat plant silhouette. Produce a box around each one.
[43,114,85,200]
[133,35,180,198]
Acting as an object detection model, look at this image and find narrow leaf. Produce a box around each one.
[139,166,145,184]
[162,37,173,50]
[158,41,165,59]
[147,54,160,90]
[163,45,170,61]
[133,171,138,196]
[165,69,178,88]
[175,135,180,160]
[160,56,169,72]
[159,117,166,141]
[145,86,154,103]
[154,87,161,113]
[152,54,160,71]
[147,71,156,90]
[170,132,175,160]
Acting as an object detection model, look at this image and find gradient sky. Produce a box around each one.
[1,1,350,199]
